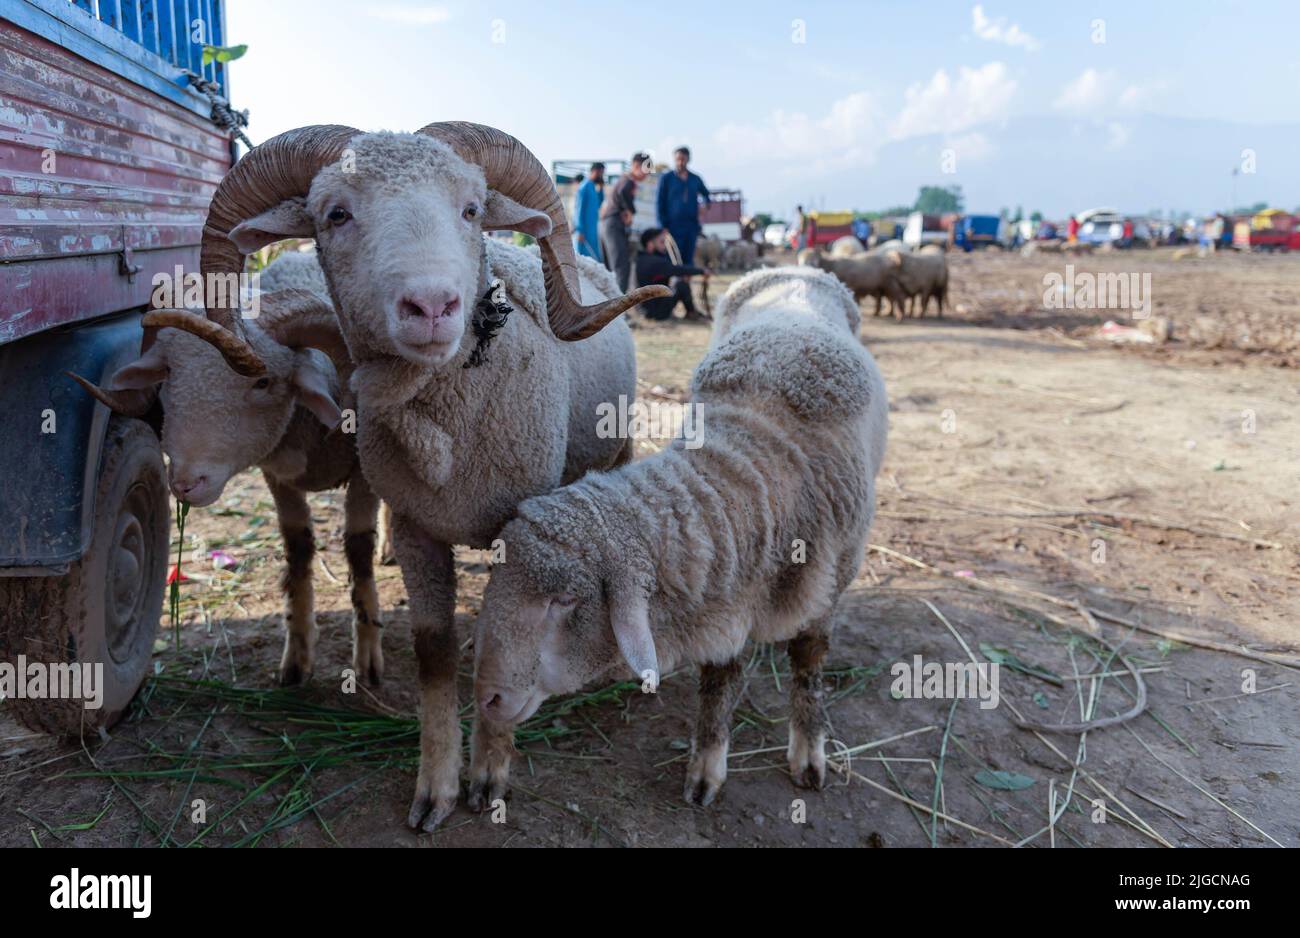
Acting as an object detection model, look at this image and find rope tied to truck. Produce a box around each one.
[186,73,253,150]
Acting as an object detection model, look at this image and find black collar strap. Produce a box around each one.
[464,277,512,369]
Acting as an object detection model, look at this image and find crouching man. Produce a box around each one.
[635,227,709,322]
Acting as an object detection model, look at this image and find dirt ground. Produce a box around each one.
[2,247,1297,848]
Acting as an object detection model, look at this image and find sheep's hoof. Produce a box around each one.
[352,628,384,687]
[790,762,827,791]
[787,731,827,791]
[407,788,458,833]
[467,776,509,814]
[683,740,728,807]
[279,661,312,687]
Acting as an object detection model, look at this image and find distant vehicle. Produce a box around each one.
[903,211,948,249]
[1075,207,1125,245]
[803,210,856,248]
[951,215,1005,251]
[699,189,745,242]
[763,223,788,248]
[1233,210,1297,252]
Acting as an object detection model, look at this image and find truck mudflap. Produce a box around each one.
[0,311,154,573]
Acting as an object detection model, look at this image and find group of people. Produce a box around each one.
[571,146,712,322]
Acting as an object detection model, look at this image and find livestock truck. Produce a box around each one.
[951,214,1005,251]
[0,0,237,734]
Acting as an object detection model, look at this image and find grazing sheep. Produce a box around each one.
[472,266,888,807]
[829,235,866,257]
[693,234,723,269]
[722,239,759,271]
[803,250,908,319]
[199,122,665,831]
[70,288,387,687]
[886,250,949,317]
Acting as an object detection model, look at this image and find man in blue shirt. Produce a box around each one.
[656,146,710,265]
[572,162,604,262]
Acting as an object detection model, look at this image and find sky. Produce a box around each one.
[226,1,1299,220]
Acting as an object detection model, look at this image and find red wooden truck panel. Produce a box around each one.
[0,16,231,342]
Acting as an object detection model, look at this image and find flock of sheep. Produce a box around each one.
[75,122,888,830]
[799,236,950,320]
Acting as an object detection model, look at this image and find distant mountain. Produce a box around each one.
[757,114,1300,220]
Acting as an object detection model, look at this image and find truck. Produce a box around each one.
[0,0,237,734]
[1232,210,1298,252]
[951,214,1005,251]
[902,211,947,249]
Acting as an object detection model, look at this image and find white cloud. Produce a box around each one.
[1055,70,1168,115]
[1052,68,1118,114]
[1106,122,1130,150]
[971,5,1040,51]
[366,4,450,25]
[712,63,1017,180]
[714,91,884,171]
[890,62,1018,139]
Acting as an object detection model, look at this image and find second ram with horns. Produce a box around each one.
[199,122,667,831]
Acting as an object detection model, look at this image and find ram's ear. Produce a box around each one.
[291,353,342,430]
[228,198,315,254]
[483,191,553,238]
[108,345,169,390]
[607,585,658,690]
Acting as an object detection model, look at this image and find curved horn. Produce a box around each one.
[65,371,155,417]
[415,122,669,340]
[255,290,352,371]
[200,125,361,331]
[141,309,266,376]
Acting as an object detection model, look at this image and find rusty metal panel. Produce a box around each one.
[0,12,233,342]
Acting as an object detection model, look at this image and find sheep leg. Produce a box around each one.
[377,501,397,565]
[268,478,316,687]
[467,715,516,813]
[394,516,462,832]
[343,472,384,687]
[787,619,832,790]
[685,657,745,806]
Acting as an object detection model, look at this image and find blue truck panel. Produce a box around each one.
[2,0,228,116]
[0,314,150,570]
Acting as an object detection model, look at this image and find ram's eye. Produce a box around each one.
[327,206,351,225]
[462,204,479,221]
[552,593,577,608]
[252,377,272,391]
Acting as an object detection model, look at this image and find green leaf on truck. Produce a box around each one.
[202,44,248,66]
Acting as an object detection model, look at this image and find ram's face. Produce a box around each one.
[103,331,301,507]
[472,557,617,728]
[307,137,487,368]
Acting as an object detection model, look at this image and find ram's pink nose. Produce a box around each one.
[171,474,208,499]
[392,287,463,351]
[398,289,460,323]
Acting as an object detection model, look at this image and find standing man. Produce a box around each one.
[792,204,806,250]
[600,151,650,293]
[656,146,710,265]
[573,161,605,262]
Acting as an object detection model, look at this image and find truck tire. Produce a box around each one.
[0,417,168,736]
